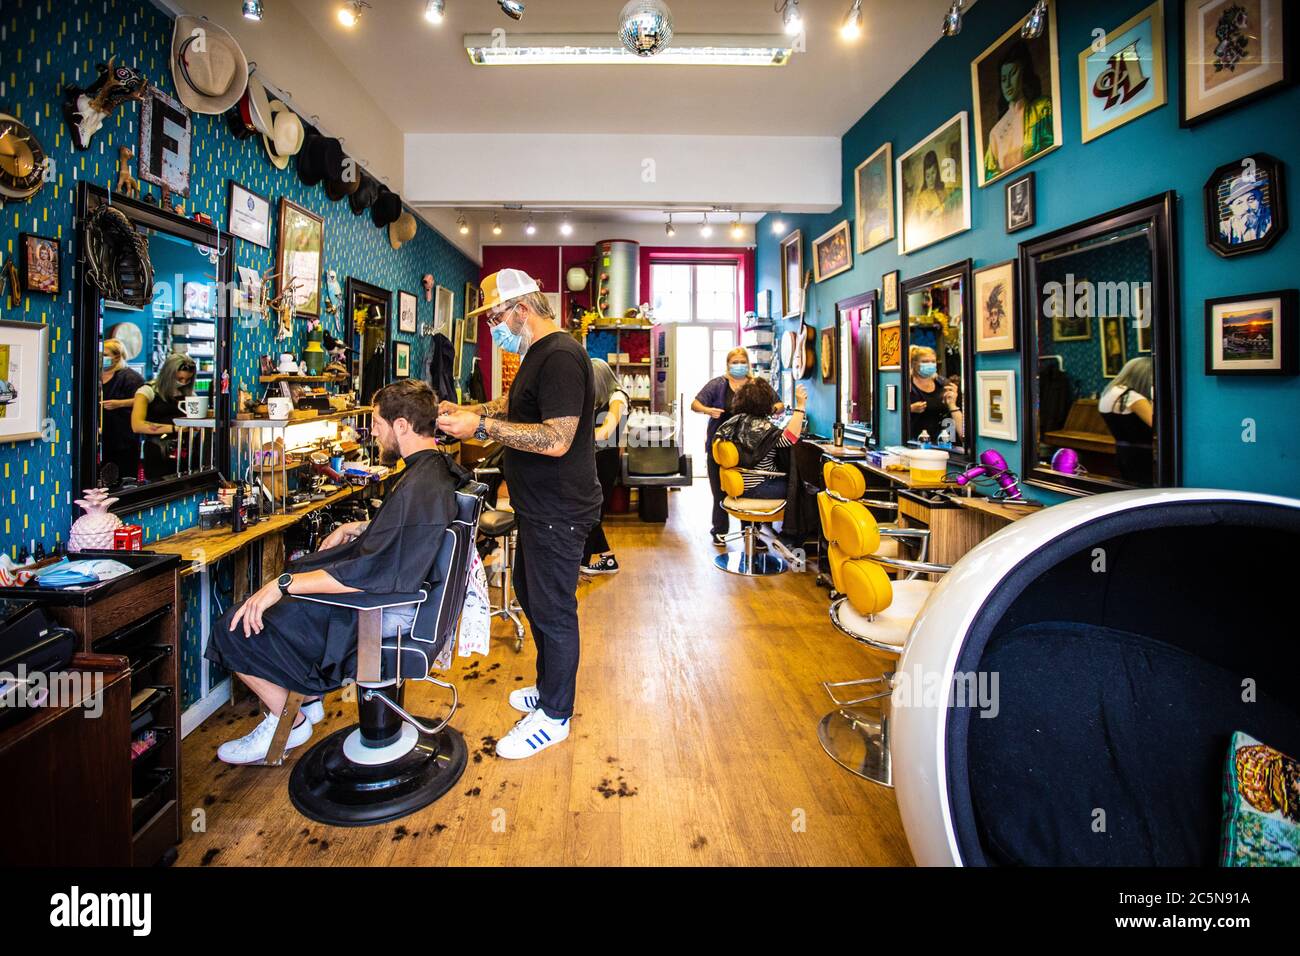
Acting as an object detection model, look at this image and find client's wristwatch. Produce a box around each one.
[277,572,293,596]
[473,414,489,441]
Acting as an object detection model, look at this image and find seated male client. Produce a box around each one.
[207,380,469,765]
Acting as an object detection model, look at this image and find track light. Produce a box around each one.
[424,0,445,25]
[700,213,713,238]
[771,219,787,236]
[730,220,744,240]
[338,0,370,28]
[499,0,525,21]
[779,0,803,37]
[1021,1,1047,40]
[242,0,264,21]
[559,216,573,236]
[525,216,537,236]
[491,214,503,236]
[457,212,469,235]
[840,0,863,40]
[941,0,964,38]
[665,214,676,237]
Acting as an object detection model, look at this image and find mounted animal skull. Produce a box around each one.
[63,57,149,151]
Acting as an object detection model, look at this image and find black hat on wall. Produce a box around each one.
[349,172,380,215]
[370,186,402,228]
[325,152,361,201]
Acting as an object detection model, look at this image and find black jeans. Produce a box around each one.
[583,446,621,559]
[514,514,590,720]
[706,450,729,535]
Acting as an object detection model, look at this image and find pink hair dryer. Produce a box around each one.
[955,449,1023,500]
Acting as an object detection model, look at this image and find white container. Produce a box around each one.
[267,397,293,420]
[904,448,950,483]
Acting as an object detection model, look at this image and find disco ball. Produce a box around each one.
[618,0,674,57]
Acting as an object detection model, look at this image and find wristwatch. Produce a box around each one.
[473,414,489,441]
[277,572,293,596]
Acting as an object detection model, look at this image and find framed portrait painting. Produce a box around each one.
[974,260,1017,353]
[275,198,324,318]
[1080,1,1168,143]
[0,319,49,443]
[780,230,803,317]
[854,143,894,253]
[1180,0,1294,127]
[1204,153,1287,257]
[1005,171,1037,232]
[878,321,902,371]
[813,220,853,283]
[1099,314,1128,377]
[976,370,1018,441]
[896,113,972,255]
[971,0,1063,187]
[1205,289,1297,375]
[19,233,59,294]
[398,290,418,334]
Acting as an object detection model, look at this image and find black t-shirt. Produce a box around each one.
[503,331,602,526]
[101,366,144,452]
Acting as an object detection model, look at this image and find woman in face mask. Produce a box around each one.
[132,352,197,481]
[907,345,963,444]
[99,338,145,486]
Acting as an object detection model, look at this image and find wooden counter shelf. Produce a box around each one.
[235,405,374,427]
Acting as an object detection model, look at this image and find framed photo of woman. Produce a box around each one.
[896,113,972,254]
[854,143,894,253]
[971,0,1063,187]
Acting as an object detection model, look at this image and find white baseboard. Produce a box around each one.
[181,678,231,738]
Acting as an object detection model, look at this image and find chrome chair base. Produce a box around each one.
[818,703,892,788]
[714,550,787,575]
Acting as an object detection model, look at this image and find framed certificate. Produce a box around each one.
[227,180,271,248]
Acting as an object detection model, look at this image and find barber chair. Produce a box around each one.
[711,439,787,576]
[892,489,1300,866]
[473,465,525,651]
[262,480,488,827]
[819,461,902,587]
[816,487,948,787]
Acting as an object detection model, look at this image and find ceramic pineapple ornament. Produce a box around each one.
[69,488,123,552]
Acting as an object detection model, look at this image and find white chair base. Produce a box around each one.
[342,722,419,765]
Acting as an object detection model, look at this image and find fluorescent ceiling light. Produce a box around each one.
[465,33,792,66]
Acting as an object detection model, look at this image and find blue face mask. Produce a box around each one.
[728,363,749,379]
[491,310,525,354]
[918,362,938,378]
[102,357,115,370]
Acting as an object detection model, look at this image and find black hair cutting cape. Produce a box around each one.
[206,449,465,694]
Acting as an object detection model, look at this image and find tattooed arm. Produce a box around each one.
[483,415,578,458]
[439,396,509,420]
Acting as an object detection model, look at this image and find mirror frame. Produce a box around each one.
[900,258,975,466]
[834,289,879,445]
[344,277,393,404]
[73,182,234,515]
[1017,191,1181,497]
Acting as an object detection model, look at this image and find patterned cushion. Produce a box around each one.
[1221,732,1300,867]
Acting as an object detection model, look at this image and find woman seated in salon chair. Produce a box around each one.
[714,379,808,500]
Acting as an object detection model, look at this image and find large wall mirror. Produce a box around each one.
[1019,192,1180,495]
[344,278,392,404]
[901,260,974,464]
[74,183,233,513]
[835,289,878,444]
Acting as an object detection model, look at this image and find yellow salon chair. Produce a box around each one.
[817,491,949,786]
[819,460,903,581]
[712,439,787,576]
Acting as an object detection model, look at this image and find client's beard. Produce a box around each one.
[378,439,400,466]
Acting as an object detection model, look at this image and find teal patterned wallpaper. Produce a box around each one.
[0,0,480,560]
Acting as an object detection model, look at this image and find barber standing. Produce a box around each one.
[437,269,601,760]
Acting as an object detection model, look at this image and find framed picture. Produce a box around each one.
[820,326,836,383]
[976,369,1018,440]
[463,282,480,343]
[1099,314,1128,377]
[1204,153,1287,257]
[394,341,411,379]
[813,220,853,283]
[18,233,59,294]
[854,143,894,253]
[434,285,454,339]
[896,112,972,254]
[878,321,902,371]
[780,230,803,317]
[226,180,271,248]
[1080,1,1168,143]
[1180,0,1293,127]
[137,87,191,197]
[882,270,900,314]
[1052,313,1091,342]
[1205,289,1297,375]
[1005,171,1037,232]
[275,198,324,318]
[398,290,418,333]
[0,319,50,443]
[974,260,1018,353]
[971,0,1063,187]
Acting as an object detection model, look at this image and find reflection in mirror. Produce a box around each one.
[835,290,877,442]
[901,260,972,462]
[1020,192,1179,495]
[345,278,391,404]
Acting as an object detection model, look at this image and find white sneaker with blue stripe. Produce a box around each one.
[495,708,570,759]
[508,685,540,713]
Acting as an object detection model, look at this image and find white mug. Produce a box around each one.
[267,397,293,420]
[181,396,210,418]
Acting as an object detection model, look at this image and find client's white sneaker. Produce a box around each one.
[217,712,313,765]
[301,698,325,723]
[508,685,540,713]
[495,709,570,759]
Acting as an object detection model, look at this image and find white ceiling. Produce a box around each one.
[288,0,964,137]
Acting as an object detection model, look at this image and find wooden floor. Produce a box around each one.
[177,483,915,866]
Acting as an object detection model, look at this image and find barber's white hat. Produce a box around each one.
[171,15,249,115]
[468,268,541,317]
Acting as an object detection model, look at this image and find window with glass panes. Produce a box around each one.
[650,262,739,324]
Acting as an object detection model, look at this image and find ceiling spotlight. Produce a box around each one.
[456,212,469,235]
[699,213,713,238]
[1021,1,1048,40]
[498,0,525,21]
[559,216,573,236]
[525,216,537,236]
[491,215,503,236]
[665,213,676,237]
[779,0,803,37]
[338,0,370,28]
[771,219,787,236]
[941,0,964,38]
[424,0,445,25]
[618,0,674,58]
[242,0,264,21]
[840,0,863,40]
[730,220,744,240]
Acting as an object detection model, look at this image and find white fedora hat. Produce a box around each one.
[171,15,249,115]
[244,73,274,136]
[263,100,304,170]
